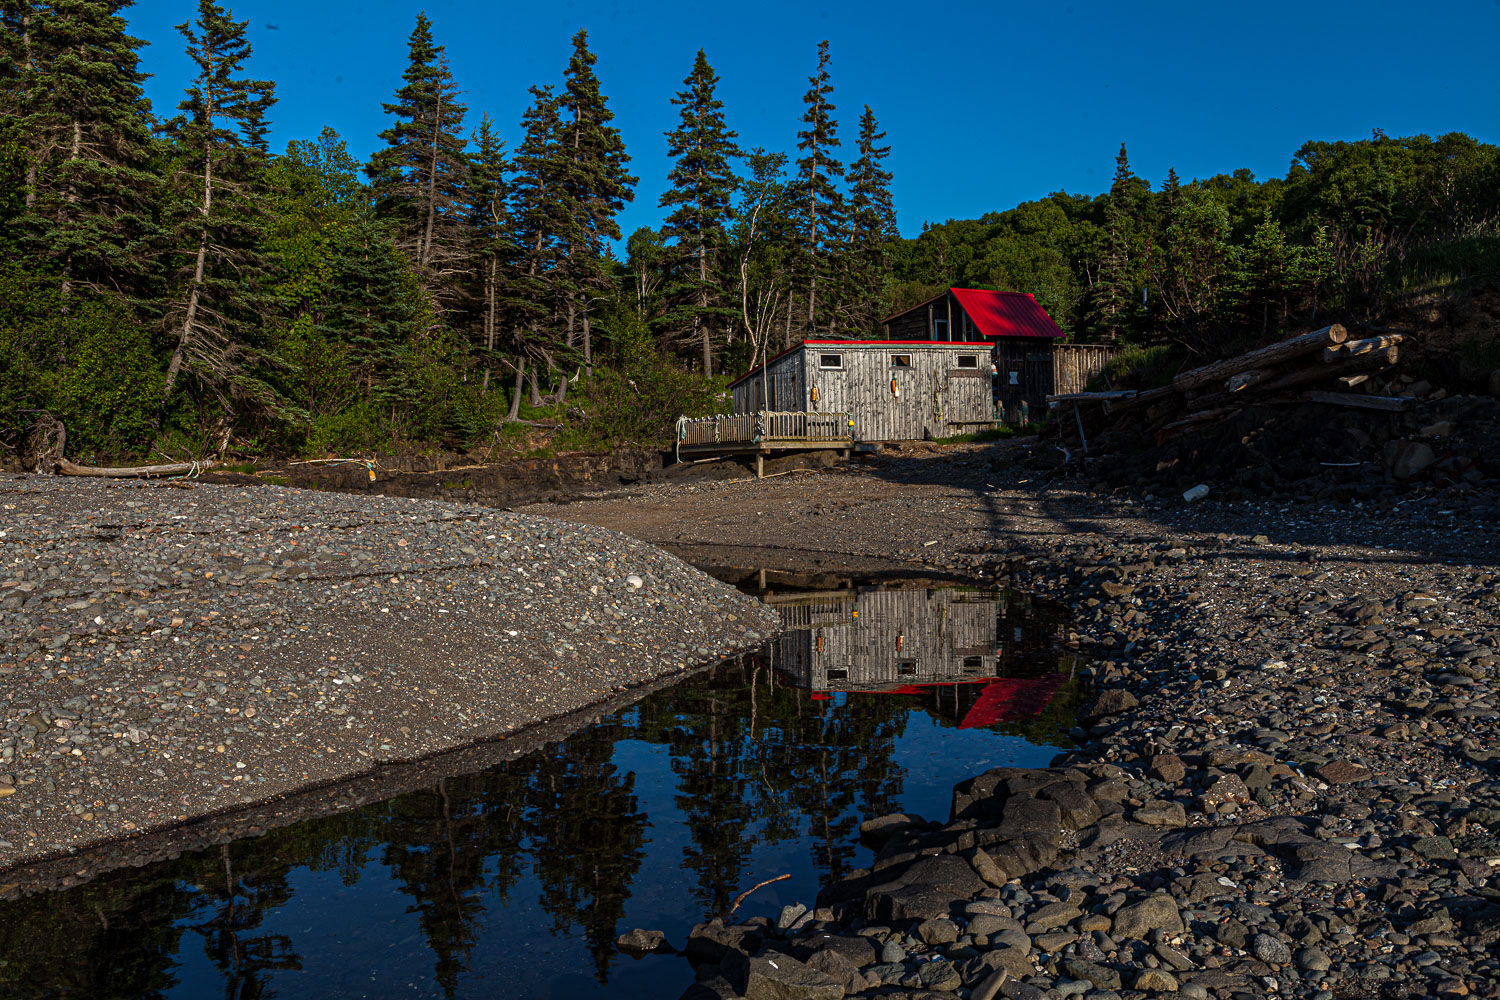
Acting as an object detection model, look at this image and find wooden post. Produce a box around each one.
[755,453,764,479]
[946,295,953,343]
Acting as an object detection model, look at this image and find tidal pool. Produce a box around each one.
[0,576,1085,1000]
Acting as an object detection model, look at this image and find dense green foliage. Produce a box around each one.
[2,2,1496,461]
[894,134,1500,356]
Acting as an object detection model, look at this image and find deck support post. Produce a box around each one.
[755,454,764,479]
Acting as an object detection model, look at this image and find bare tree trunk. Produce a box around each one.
[699,243,711,374]
[420,88,443,272]
[528,365,543,407]
[565,300,576,349]
[60,121,81,322]
[582,310,593,377]
[22,12,36,211]
[505,357,525,421]
[163,138,215,402]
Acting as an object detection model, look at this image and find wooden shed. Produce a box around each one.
[729,339,994,443]
[882,288,1115,421]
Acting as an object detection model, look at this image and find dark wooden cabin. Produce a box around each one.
[882,288,1113,420]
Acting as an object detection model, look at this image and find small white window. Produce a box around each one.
[1008,371,1020,385]
[956,354,979,369]
[889,354,912,369]
[818,353,843,370]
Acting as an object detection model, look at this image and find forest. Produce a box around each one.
[2,0,1498,463]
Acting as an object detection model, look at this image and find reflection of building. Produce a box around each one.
[766,586,1067,694]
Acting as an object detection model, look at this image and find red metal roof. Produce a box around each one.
[958,673,1068,729]
[949,289,1065,340]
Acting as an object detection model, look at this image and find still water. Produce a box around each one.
[0,574,1084,1000]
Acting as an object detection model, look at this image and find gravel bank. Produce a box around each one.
[522,445,1500,1000]
[0,473,779,875]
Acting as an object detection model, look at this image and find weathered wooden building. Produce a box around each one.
[882,288,1114,420]
[727,340,993,442]
[761,585,1070,727]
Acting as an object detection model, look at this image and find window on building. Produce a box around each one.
[818,353,844,370]
[1008,370,1020,385]
[889,354,912,369]
[897,660,917,676]
[956,354,979,369]
[962,655,983,672]
[933,318,949,341]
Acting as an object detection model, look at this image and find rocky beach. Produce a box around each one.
[522,442,1500,1000]
[0,473,780,879]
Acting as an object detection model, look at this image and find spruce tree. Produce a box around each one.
[1089,142,1142,341]
[366,13,471,313]
[659,48,739,373]
[468,112,509,387]
[789,40,843,335]
[556,28,635,379]
[160,0,281,412]
[6,0,158,315]
[843,104,896,334]
[504,84,571,409]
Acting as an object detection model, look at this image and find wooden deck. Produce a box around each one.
[676,411,854,475]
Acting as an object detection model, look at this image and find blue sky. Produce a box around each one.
[126,0,1500,239]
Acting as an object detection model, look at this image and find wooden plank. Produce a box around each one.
[1046,390,1138,402]
[1303,391,1415,412]
[1172,324,1347,393]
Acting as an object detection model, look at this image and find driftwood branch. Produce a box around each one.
[726,873,791,917]
[57,457,218,478]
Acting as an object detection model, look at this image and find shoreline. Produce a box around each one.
[0,473,779,878]
[518,444,1500,999]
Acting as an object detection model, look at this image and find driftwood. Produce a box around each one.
[1323,333,1404,362]
[1172,324,1347,393]
[1303,391,1416,412]
[1255,348,1401,395]
[726,873,791,917]
[57,457,218,478]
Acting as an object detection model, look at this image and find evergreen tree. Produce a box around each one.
[789,40,843,335]
[556,28,636,380]
[1088,142,1143,341]
[160,0,281,413]
[366,13,471,313]
[843,104,896,334]
[505,84,569,410]
[467,112,509,387]
[6,0,158,316]
[659,48,738,373]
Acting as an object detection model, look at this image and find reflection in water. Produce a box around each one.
[0,581,1084,1000]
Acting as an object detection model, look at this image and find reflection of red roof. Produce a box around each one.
[959,674,1068,729]
[950,289,1065,340]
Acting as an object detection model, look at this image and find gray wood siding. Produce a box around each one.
[732,343,994,442]
[769,588,1065,692]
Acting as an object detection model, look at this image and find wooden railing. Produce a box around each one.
[676,410,853,448]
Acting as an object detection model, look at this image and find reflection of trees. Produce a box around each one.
[518,720,647,983]
[183,844,302,1000]
[0,637,1075,998]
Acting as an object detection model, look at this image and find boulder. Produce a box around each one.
[1133,800,1187,828]
[1079,689,1139,723]
[685,919,766,967]
[1111,894,1184,939]
[1134,968,1180,991]
[1387,440,1436,480]
[722,950,846,1000]
[616,928,671,953]
[863,854,986,924]
[1147,754,1187,783]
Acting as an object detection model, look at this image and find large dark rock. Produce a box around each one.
[685,919,766,967]
[1036,781,1102,830]
[721,949,846,1000]
[1079,688,1138,723]
[863,854,986,924]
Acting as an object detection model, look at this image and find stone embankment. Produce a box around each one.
[657,502,1500,1000]
[0,473,779,877]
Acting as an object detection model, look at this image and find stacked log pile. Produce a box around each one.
[1049,324,1413,452]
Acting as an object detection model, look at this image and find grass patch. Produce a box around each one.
[257,474,290,486]
[1100,344,1180,388]
[934,426,1020,444]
